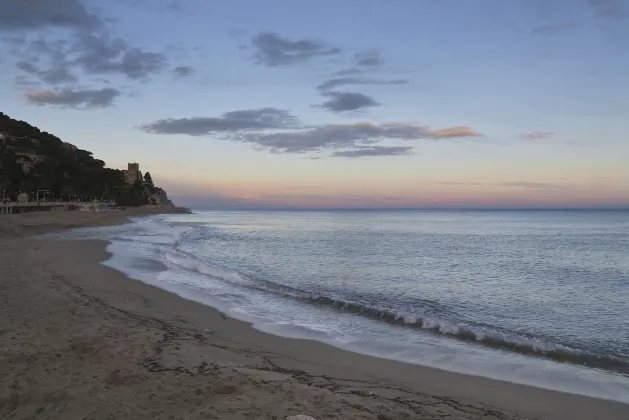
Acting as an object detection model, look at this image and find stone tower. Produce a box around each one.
[123,162,140,184]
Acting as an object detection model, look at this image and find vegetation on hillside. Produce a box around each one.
[0,112,156,206]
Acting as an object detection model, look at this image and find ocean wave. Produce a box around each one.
[165,250,255,287]
[163,248,629,374]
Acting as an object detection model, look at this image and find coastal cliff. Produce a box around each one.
[147,187,189,212]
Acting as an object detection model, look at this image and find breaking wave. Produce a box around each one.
[164,248,629,374]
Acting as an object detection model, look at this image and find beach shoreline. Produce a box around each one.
[1,210,627,419]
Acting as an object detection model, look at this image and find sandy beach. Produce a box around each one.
[1,211,627,420]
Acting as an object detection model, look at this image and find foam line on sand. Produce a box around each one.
[1,210,628,419]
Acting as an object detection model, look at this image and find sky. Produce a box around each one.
[0,0,627,209]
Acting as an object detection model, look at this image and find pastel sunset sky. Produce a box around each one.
[1,0,627,208]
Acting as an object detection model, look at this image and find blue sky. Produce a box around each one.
[0,0,627,208]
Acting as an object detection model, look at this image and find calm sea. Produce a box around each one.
[46,210,629,402]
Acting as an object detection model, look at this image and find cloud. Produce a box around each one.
[531,20,579,35]
[587,0,627,18]
[353,49,384,67]
[142,107,481,154]
[315,51,405,114]
[434,181,484,186]
[502,182,568,189]
[435,181,577,190]
[25,88,120,108]
[16,60,77,84]
[0,0,101,31]
[242,122,481,153]
[14,75,40,87]
[73,33,167,80]
[331,146,414,158]
[166,186,421,210]
[430,126,480,137]
[333,68,363,77]
[520,131,555,139]
[113,0,183,11]
[141,108,300,136]
[4,3,169,85]
[250,32,341,66]
[242,124,381,153]
[173,65,193,78]
[318,91,380,112]
[316,77,408,91]
[11,32,168,85]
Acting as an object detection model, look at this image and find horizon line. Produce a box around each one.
[185,207,629,211]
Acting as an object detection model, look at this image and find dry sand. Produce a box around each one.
[1,210,627,420]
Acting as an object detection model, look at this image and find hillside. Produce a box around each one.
[0,112,157,206]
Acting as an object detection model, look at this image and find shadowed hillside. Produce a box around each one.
[0,112,157,206]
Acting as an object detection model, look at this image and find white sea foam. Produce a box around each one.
[43,213,629,404]
[158,245,625,374]
[402,314,417,324]
[165,250,254,287]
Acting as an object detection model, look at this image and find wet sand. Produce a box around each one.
[1,210,627,419]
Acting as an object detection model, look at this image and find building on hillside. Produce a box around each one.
[62,142,77,151]
[123,162,140,184]
[0,132,10,144]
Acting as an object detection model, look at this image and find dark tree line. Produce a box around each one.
[0,112,151,206]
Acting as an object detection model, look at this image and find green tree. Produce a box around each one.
[144,171,153,186]
[0,112,158,206]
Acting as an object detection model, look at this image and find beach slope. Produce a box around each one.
[1,211,627,419]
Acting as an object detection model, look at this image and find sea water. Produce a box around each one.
[44,210,629,402]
